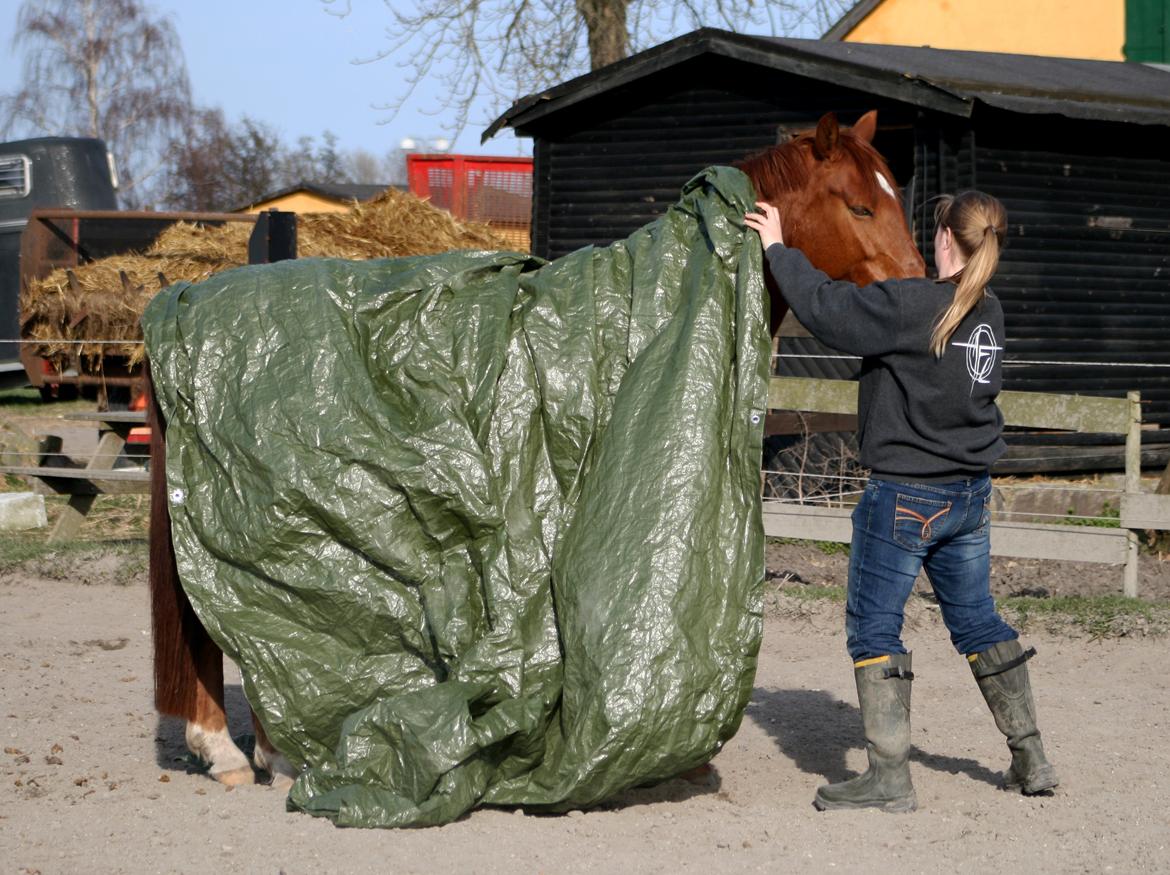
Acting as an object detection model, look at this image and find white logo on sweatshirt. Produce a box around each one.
[951,324,1002,387]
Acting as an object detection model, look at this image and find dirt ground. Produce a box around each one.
[2,548,1168,875]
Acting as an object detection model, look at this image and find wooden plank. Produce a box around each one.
[768,377,857,415]
[24,477,147,497]
[54,486,96,538]
[997,390,1132,435]
[764,412,858,436]
[762,504,1130,565]
[1124,391,1142,598]
[4,465,149,497]
[63,411,147,424]
[762,504,852,542]
[1121,493,1170,531]
[0,466,149,481]
[989,521,1130,564]
[766,376,1134,435]
[1125,392,1143,495]
[52,430,125,541]
[29,479,147,497]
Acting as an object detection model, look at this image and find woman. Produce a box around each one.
[745,192,1058,813]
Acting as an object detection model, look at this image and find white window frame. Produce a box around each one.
[0,154,32,199]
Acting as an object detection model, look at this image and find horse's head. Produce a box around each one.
[738,111,925,286]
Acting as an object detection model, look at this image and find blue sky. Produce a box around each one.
[0,0,529,157]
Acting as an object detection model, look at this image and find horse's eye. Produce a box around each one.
[850,205,874,218]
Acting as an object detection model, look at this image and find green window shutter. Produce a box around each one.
[1125,0,1170,62]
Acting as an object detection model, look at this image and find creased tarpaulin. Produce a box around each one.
[141,166,772,828]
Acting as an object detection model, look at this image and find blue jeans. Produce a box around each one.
[845,475,1017,661]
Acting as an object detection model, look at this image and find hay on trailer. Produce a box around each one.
[20,187,512,371]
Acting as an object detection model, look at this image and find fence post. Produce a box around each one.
[1124,390,1141,598]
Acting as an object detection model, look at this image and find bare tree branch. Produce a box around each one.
[332,0,851,142]
[2,0,193,209]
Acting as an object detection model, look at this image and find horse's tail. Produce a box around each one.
[146,360,218,720]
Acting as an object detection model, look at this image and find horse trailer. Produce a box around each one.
[0,137,118,389]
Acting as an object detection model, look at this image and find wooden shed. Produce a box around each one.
[484,29,1170,472]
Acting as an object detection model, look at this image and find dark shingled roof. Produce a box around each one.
[484,29,1170,141]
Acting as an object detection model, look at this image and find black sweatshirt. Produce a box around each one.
[766,243,1006,483]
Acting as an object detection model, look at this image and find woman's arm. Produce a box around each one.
[745,202,902,357]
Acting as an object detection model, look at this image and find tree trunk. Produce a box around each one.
[575,0,630,69]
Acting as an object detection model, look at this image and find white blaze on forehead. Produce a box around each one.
[875,172,897,199]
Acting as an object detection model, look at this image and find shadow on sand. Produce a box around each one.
[747,686,1002,789]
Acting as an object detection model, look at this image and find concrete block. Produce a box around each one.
[0,492,48,531]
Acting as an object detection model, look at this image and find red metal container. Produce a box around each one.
[406,154,533,251]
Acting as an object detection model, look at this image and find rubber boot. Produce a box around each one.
[969,640,1058,795]
[814,652,917,813]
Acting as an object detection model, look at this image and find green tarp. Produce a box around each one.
[142,166,771,827]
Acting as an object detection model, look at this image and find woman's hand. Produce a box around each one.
[744,201,784,249]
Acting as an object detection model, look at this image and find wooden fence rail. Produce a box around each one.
[7,379,1169,595]
[0,411,149,541]
[764,377,1170,598]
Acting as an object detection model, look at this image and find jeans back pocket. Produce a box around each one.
[893,493,952,549]
[976,493,992,536]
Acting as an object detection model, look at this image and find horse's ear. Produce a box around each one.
[813,113,840,160]
[851,111,878,144]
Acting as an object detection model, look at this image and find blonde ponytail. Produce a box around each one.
[929,192,1007,358]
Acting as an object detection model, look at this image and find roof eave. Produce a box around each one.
[483,29,972,142]
[973,94,1170,127]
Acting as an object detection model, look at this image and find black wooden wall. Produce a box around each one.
[530,55,917,260]
[913,113,1170,468]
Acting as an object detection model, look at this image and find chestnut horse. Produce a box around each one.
[147,110,924,785]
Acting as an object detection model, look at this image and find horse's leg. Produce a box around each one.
[146,362,252,785]
[186,640,254,786]
[250,710,296,784]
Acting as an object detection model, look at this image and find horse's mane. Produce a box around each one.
[734,130,896,204]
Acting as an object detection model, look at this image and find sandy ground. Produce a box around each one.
[2,557,1168,875]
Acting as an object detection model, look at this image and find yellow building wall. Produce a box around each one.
[845,0,1125,61]
[240,191,353,214]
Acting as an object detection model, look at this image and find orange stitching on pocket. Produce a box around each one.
[895,505,950,540]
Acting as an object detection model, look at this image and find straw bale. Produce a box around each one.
[20,187,513,372]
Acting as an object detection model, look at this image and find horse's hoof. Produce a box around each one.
[211,765,256,787]
[186,723,252,784]
[253,745,297,785]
